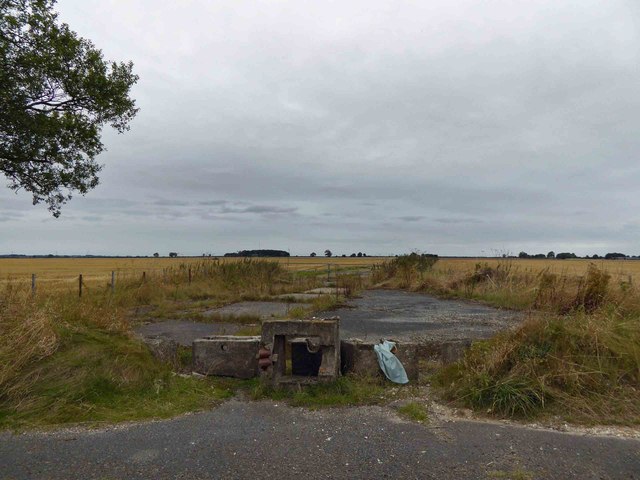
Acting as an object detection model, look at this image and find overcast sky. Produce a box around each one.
[2,0,640,256]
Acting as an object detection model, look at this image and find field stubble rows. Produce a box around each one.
[1,256,639,287]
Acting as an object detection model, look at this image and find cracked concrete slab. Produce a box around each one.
[202,301,292,319]
[134,320,251,347]
[319,289,524,341]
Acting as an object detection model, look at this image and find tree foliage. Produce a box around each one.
[0,0,138,216]
[556,252,578,260]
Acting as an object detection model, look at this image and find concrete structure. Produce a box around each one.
[192,335,260,379]
[260,318,340,386]
[340,339,420,381]
[417,339,472,364]
[340,338,472,382]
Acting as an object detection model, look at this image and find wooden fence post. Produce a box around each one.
[79,274,83,297]
[111,271,115,293]
[188,267,192,284]
[142,271,146,283]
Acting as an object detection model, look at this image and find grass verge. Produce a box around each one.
[432,311,640,424]
[250,375,413,408]
[0,322,241,430]
[397,401,429,423]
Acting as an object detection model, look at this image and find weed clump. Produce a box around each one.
[573,263,610,313]
[372,253,438,287]
[433,311,640,423]
[397,401,429,422]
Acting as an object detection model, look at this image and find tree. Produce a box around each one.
[324,249,332,257]
[547,251,555,259]
[518,251,529,258]
[153,252,159,258]
[169,252,178,258]
[310,252,316,257]
[0,0,138,216]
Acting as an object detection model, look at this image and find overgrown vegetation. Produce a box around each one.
[0,259,328,429]
[397,401,429,423]
[376,257,640,424]
[4,253,639,428]
[0,257,380,429]
[0,317,238,429]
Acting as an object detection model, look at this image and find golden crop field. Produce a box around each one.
[0,256,386,287]
[1,256,638,290]
[435,257,640,282]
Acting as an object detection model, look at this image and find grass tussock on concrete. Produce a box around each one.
[376,256,640,424]
[432,310,640,424]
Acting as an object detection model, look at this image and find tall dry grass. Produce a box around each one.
[0,259,327,427]
[375,255,640,423]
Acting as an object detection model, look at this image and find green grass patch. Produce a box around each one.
[0,324,237,430]
[250,375,411,408]
[397,401,429,422]
[287,294,346,319]
[234,324,262,336]
[486,469,534,480]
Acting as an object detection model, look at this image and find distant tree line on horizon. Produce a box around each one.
[224,249,290,257]
[309,250,369,258]
[516,251,634,260]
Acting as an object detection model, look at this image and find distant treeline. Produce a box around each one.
[0,254,152,259]
[223,249,290,257]
[517,251,635,260]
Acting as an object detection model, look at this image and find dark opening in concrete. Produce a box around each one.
[291,338,323,376]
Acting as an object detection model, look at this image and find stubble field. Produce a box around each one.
[1,256,638,289]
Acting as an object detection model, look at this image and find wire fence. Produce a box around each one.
[3,259,380,298]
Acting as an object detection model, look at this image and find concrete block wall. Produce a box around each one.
[192,335,260,379]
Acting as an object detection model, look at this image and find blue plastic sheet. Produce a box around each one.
[373,340,409,384]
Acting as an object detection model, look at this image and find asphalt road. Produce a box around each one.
[2,400,638,480]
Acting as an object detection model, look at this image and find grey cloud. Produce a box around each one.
[241,205,297,214]
[197,200,229,206]
[152,198,191,207]
[434,218,483,225]
[2,0,639,256]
